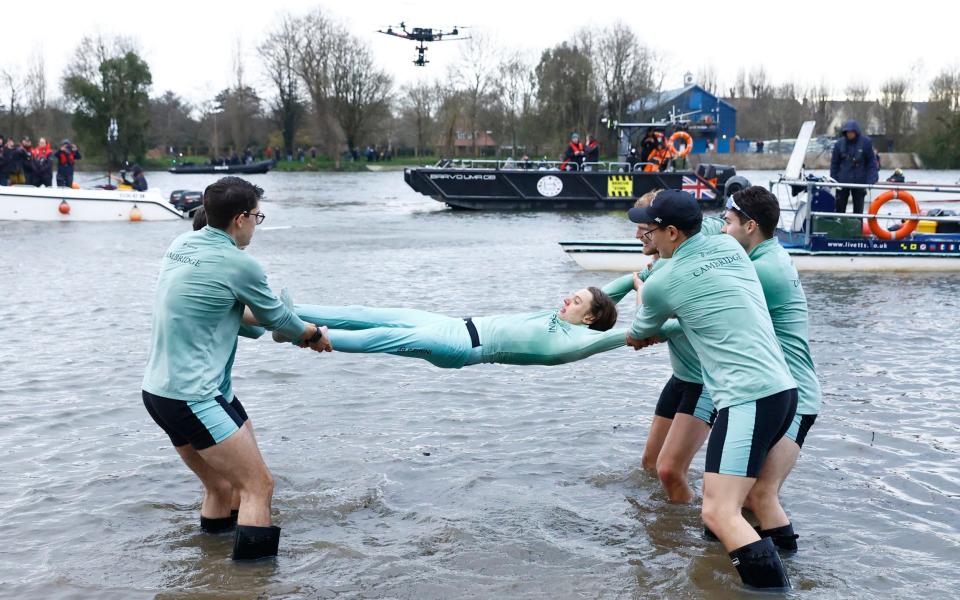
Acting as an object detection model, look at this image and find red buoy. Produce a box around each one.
[58,200,71,215]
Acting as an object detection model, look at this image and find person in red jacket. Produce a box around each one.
[31,137,54,187]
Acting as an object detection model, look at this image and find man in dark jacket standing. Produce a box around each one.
[0,138,16,186]
[55,139,82,187]
[830,120,878,214]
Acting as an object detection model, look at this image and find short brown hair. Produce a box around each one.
[202,176,263,230]
[729,186,780,238]
[586,287,618,331]
[635,188,663,209]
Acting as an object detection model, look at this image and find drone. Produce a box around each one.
[377,22,469,66]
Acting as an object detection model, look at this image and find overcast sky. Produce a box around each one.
[3,0,956,108]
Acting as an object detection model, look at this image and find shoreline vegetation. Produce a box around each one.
[3,8,960,177]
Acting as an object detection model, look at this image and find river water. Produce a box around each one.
[0,170,958,599]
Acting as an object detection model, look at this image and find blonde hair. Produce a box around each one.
[634,188,663,209]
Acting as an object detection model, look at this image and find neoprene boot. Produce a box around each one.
[230,509,239,524]
[757,522,799,553]
[232,525,281,561]
[200,515,236,534]
[729,537,791,590]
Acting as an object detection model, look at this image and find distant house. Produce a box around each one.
[629,73,738,153]
[445,129,497,157]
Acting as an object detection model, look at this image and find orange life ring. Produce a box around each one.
[867,190,919,240]
[667,131,693,158]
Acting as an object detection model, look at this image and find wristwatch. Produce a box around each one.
[308,325,324,344]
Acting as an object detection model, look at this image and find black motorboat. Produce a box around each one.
[168,160,276,175]
[404,160,748,210]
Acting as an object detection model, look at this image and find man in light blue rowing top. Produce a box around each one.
[721,186,821,553]
[142,177,331,561]
[625,189,798,590]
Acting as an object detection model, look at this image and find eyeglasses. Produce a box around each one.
[640,227,660,241]
[243,211,266,225]
[725,197,756,223]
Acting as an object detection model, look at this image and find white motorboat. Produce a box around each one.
[0,185,184,221]
[560,121,960,273]
[559,239,960,272]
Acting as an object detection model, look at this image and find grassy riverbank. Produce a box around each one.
[74,155,450,172]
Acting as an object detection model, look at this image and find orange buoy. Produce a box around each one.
[129,204,143,222]
[867,190,920,240]
[70,182,80,189]
[667,131,694,158]
[58,200,70,215]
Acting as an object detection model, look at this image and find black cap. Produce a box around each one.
[628,189,702,229]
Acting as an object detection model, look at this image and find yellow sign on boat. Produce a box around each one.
[607,175,633,197]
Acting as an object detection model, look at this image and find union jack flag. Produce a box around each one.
[681,176,716,201]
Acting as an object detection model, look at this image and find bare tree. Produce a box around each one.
[729,68,748,99]
[810,81,835,133]
[696,64,719,95]
[295,8,345,161]
[496,52,537,157]
[748,66,772,99]
[455,32,498,157]
[843,81,872,131]
[400,80,438,157]
[328,38,393,153]
[594,22,659,121]
[260,13,305,158]
[928,67,960,111]
[1,68,23,136]
[878,76,911,150]
[435,72,464,157]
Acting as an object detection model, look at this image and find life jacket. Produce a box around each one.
[32,145,52,160]
[560,141,584,171]
[643,147,671,172]
[58,151,76,166]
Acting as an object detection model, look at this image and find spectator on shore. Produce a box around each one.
[309,146,317,160]
[55,139,82,188]
[830,120,878,214]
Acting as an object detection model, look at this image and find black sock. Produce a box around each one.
[233,525,281,561]
[757,523,799,552]
[200,515,236,534]
[729,537,791,590]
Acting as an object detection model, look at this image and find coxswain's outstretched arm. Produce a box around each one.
[529,326,629,366]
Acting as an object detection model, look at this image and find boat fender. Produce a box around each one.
[130,204,143,222]
[667,131,693,158]
[867,190,919,240]
[58,200,70,215]
[724,175,751,198]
